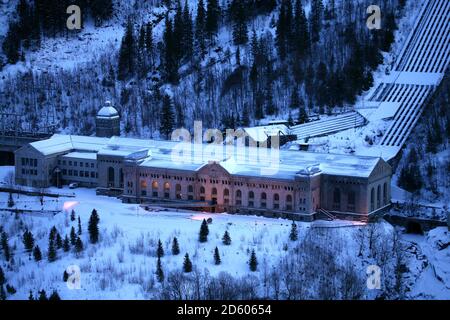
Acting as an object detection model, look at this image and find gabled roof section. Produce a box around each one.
[368,158,392,181]
[29,134,110,156]
[196,161,231,176]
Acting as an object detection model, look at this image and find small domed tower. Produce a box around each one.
[96,101,120,137]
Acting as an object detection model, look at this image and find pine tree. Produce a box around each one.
[293,0,309,57]
[298,105,309,124]
[75,237,83,254]
[195,0,206,55]
[48,238,57,262]
[310,0,324,43]
[249,249,258,272]
[38,290,47,301]
[88,209,100,244]
[63,270,69,282]
[199,219,209,243]
[288,111,294,127]
[182,0,194,59]
[28,290,34,300]
[23,230,34,253]
[77,216,82,235]
[70,227,77,246]
[7,193,14,208]
[173,0,184,64]
[163,16,179,84]
[235,46,241,66]
[145,23,153,53]
[49,290,61,300]
[63,235,70,252]
[231,0,248,45]
[398,148,423,192]
[56,233,63,249]
[49,226,57,242]
[0,266,4,286]
[205,0,220,41]
[156,257,164,282]
[1,232,10,261]
[183,253,193,273]
[289,90,300,109]
[6,284,15,295]
[222,231,231,245]
[90,0,114,26]
[160,95,175,139]
[276,1,287,60]
[214,247,221,265]
[33,245,42,261]
[285,0,294,43]
[70,209,76,222]
[289,221,298,241]
[172,237,180,255]
[117,19,136,81]
[157,239,164,258]
[2,22,21,64]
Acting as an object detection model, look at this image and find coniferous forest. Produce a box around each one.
[1,0,405,137]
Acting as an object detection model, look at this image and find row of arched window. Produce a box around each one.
[140,180,294,210]
[370,182,389,212]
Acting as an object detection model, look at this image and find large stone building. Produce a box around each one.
[14,134,392,221]
[13,101,392,221]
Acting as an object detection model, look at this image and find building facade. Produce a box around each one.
[15,133,392,222]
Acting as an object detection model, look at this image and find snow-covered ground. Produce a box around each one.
[0,166,448,300]
[0,186,295,299]
[402,228,450,299]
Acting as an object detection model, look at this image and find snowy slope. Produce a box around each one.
[1,166,449,300]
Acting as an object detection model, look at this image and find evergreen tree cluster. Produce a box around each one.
[29,289,61,301]
[2,0,114,65]
[0,0,406,142]
[271,0,394,113]
[0,266,16,300]
[397,72,450,198]
[1,231,11,262]
[398,148,423,193]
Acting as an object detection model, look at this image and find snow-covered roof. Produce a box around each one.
[28,134,384,179]
[371,102,400,121]
[243,124,289,142]
[97,103,119,118]
[139,142,382,179]
[62,152,98,160]
[29,134,110,156]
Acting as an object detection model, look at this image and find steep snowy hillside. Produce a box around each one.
[0,167,409,300]
[394,70,450,212]
[0,0,418,139]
